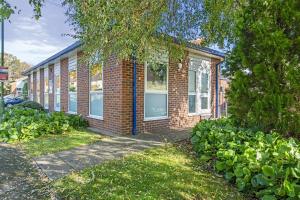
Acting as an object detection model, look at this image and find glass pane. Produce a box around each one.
[90,63,103,91]
[90,93,103,116]
[55,75,60,93]
[189,95,196,113]
[188,71,196,92]
[44,77,49,92]
[147,63,167,91]
[44,93,49,108]
[145,93,167,118]
[55,94,60,109]
[201,97,208,110]
[69,70,77,92]
[69,93,77,113]
[201,73,209,93]
[36,92,40,103]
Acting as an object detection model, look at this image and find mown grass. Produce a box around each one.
[18,129,102,157]
[54,146,246,200]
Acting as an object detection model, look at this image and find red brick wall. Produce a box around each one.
[48,64,54,112]
[40,68,44,106]
[33,72,37,101]
[60,58,68,112]
[76,52,125,134]
[77,52,89,116]
[122,52,221,134]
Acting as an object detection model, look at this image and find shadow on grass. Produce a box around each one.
[54,146,245,200]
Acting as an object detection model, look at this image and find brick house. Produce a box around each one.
[23,41,224,135]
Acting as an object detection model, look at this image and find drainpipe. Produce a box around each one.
[132,52,137,135]
[215,61,223,118]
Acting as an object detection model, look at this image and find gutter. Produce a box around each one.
[215,61,224,118]
[132,53,137,135]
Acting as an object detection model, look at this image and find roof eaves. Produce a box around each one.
[23,41,82,75]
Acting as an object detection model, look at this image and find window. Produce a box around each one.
[89,62,103,118]
[188,70,196,113]
[188,56,211,115]
[68,55,77,113]
[36,70,40,103]
[54,62,61,111]
[144,52,168,120]
[30,73,33,100]
[44,67,49,109]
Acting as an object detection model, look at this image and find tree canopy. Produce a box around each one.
[0,0,43,19]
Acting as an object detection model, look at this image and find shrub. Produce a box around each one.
[66,113,89,129]
[0,107,88,142]
[17,100,44,111]
[191,119,300,200]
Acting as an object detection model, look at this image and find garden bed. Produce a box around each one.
[191,119,300,200]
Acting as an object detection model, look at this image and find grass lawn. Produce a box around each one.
[17,129,102,157]
[54,146,246,200]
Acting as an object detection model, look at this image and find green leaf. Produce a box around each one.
[262,165,275,177]
[199,155,211,162]
[236,178,246,191]
[215,161,226,171]
[234,166,244,178]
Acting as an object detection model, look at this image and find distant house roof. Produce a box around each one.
[23,40,225,75]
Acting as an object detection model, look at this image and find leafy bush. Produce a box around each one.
[191,119,300,200]
[16,100,44,111]
[0,108,89,142]
[66,113,89,129]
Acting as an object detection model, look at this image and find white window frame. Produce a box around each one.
[68,55,78,114]
[88,62,104,120]
[30,72,33,100]
[54,62,61,111]
[44,67,49,109]
[36,70,40,103]
[188,55,211,116]
[144,52,169,121]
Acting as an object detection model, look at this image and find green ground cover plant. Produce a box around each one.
[0,107,88,142]
[54,146,245,200]
[191,119,300,200]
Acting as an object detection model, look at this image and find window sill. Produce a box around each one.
[188,112,212,117]
[88,115,103,120]
[67,111,77,115]
[144,116,169,121]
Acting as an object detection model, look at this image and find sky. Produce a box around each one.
[5,0,76,66]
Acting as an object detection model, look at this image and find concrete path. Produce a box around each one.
[34,136,164,180]
[0,143,51,200]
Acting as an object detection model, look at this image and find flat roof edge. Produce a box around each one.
[23,40,224,75]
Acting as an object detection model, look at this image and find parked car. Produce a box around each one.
[4,97,24,107]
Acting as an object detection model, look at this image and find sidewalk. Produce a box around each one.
[34,128,191,180]
[33,136,164,180]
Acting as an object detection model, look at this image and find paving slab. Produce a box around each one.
[33,130,190,180]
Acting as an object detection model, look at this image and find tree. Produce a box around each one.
[5,53,30,82]
[202,0,300,135]
[64,0,204,61]
[0,0,43,19]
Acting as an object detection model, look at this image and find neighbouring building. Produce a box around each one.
[219,76,230,117]
[23,41,225,135]
[10,77,28,97]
